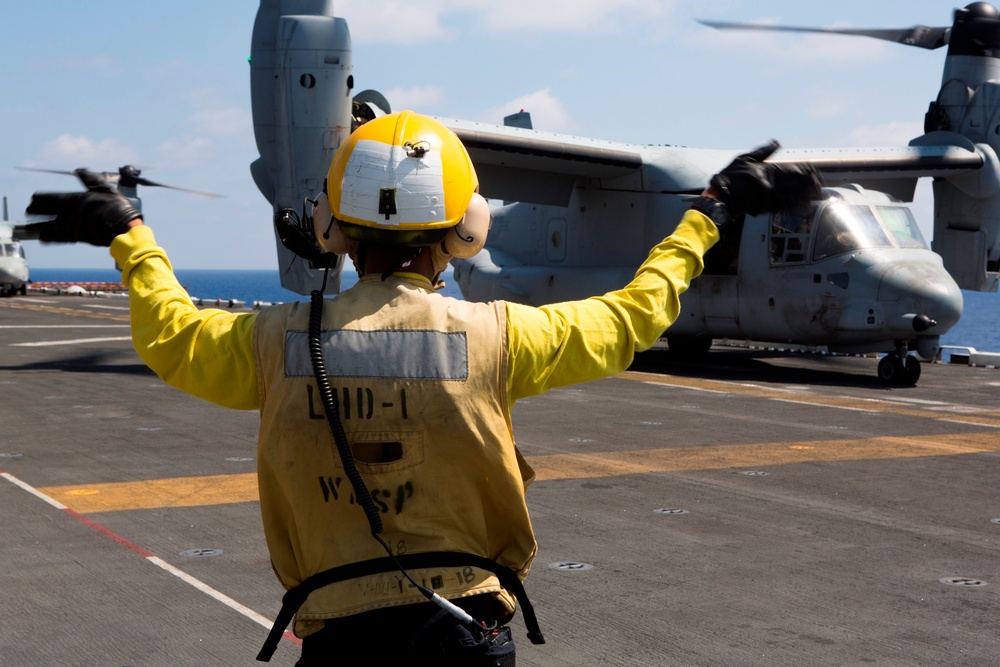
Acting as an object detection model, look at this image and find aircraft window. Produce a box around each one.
[812,203,891,261]
[1,243,16,257]
[876,206,928,249]
[769,206,815,265]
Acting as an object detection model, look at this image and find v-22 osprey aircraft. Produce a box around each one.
[11,166,222,291]
[248,1,1000,385]
[0,197,29,297]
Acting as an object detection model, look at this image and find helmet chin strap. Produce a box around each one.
[350,244,366,277]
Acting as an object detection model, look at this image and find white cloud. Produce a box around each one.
[27,134,139,169]
[382,85,446,113]
[690,19,892,65]
[154,135,216,169]
[182,89,253,137]
[149,89,254,169]
[474,88,579,133]
[474,0,675,33]
[336,1,454,43]
[340,0,678,42]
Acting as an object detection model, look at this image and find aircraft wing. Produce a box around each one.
[775,139,986,202]
[439,117,645,206]
[441,118,988,205]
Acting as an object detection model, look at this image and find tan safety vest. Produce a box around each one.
[253,275,537,637]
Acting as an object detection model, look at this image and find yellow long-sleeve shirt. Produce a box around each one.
[109,210,717,407]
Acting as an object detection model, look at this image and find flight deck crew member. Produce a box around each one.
[25,112,820,666]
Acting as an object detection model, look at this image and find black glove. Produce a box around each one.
[24,168,141,246]
[710,141,822,217]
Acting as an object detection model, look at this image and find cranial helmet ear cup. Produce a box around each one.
[313,191,351,255]
[443,193,490,259]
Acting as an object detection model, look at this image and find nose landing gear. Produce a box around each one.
[878,342,921,385]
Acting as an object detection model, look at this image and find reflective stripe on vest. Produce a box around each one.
[283,329,469,379]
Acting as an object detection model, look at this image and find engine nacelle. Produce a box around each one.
[250,0,354,295]
[919,5,1000,291]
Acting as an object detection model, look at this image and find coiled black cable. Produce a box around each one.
[307,288,383,533]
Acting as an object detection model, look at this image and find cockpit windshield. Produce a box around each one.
[812,203,893,261]
[1,243,18,257]
[876,205,928,249]
[768,197,930,266]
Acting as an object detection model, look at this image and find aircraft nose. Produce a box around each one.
[877,259,964,333]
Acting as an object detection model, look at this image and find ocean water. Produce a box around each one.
[28,267,464,305]
[942,289,1000,353]
[28,267,1000,353]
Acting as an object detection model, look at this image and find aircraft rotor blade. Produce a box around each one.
[16,165,223,199]
[698,20,950,50]
[16,166,122,183]
[15,167,75,176]
[131,175,224,199]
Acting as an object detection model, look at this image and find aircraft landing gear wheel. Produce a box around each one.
[903,355,921,385]
[667,336,713,356]
[878,354,920,385]
[877,354,904,384]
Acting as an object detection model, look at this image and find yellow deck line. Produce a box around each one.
[619,371,1000,426]
[38,431,1000,513]
[527,432,1000,481]
[40,473,260,514]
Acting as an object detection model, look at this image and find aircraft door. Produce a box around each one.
[739,209,816,341]
[689,218,741,337]
[700,274,739,336]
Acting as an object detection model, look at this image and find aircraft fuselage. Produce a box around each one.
[453,184,962,361]
[0,236,29,297]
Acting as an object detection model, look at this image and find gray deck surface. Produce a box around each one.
[2,294,999,666]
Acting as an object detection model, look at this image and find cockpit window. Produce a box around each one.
[769,205,816,265]
[876,205,928,249]
[1,242,25,258]
[812,203,892,261]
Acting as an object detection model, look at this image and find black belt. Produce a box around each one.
[256,551,546,662]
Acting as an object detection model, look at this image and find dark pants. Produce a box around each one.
[295,594,516,666]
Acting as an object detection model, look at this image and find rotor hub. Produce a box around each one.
[949,3,1000,57]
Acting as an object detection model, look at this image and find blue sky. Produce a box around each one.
[1,1,957,270]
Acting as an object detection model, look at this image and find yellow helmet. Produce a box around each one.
[325,110,479,247]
